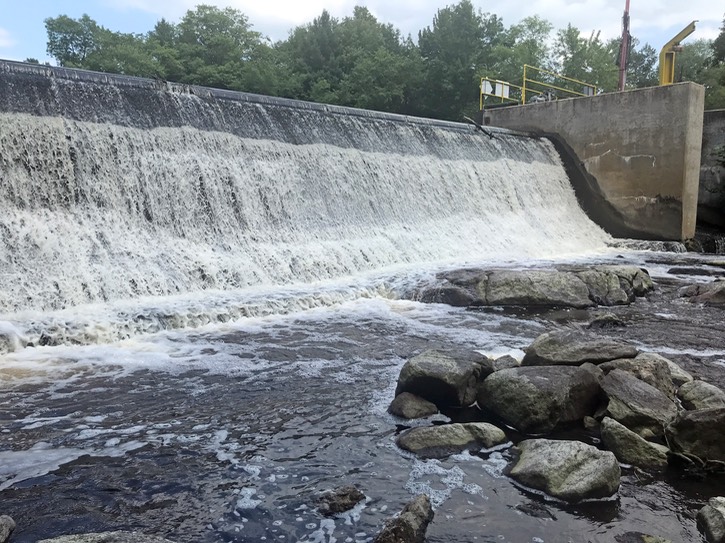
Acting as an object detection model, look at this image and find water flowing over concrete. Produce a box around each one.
[0,60,609,324]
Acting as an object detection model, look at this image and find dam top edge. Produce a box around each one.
[0,58,525,137]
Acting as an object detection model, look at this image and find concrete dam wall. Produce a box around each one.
[0,60,613,319]
[700,109,725,229]
[485,83,705,241]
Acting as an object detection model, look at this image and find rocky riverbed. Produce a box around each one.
[1,251,724,543]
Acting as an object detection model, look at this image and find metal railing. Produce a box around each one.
[522,64,597,104]
[480,65,597,108]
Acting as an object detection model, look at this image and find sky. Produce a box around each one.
[0,0,722,65]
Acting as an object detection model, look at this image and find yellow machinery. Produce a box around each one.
[659,21,696,85]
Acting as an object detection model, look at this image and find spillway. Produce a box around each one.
[0,60,610,339]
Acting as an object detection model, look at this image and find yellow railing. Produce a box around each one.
[480,65,597,108]
[522,64,597,104]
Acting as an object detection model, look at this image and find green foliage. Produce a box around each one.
[41,3,725,119]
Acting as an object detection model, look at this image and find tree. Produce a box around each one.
[418,0,502,120]
[45,14,103,67]
[712,14,725,64]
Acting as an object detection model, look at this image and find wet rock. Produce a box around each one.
[666,407,725,462]
[373,494,433,543]
[316,485,366,517]
[491,354,519,371]
[388,392,438,419]
[678,280,725,306]
[482,270,593,308]
[0,321,28,355]
[600,417,670,470]
[395,350,486,408]
[614,533,672,543]
[575,269,631,305]
[37,533,177,543]
[417,284,479,306]
[588,312,626,329]
[677,380,725,410]
[0,516,15,543]
[508,439,620,502]
[396,422,506,458]
[595,265,654,297]
[697,496,725,543]
[522,330,639,367]
[478,365,601,434]
[601,369,678,437]
[599,353,675,399]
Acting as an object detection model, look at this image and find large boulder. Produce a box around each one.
[396,422,507,458]
[0,516,15,543]
[477,365,601,434]
[677,381,725,410]
[593,265,654,298]
[666,407,725,462]
[522,330,638,367]
[599,354,675,399]
[574,269,631,305]
[388,392,438,420]
[373,494,433,543]
[481,270,593,308]
[600,417,670,470]
[697,497,725,543]
[508,439,620,502]
[651,354,693,387]
[679,281,725,307]
[601,369,678,437]
[395,350,486,408]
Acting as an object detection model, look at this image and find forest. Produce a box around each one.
[27,1,725,121]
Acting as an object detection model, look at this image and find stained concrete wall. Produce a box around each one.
[484,83,705,241]
[699,109,725,229]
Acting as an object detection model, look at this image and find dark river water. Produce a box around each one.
[1,253,724,543]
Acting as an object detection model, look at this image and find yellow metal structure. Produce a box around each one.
[480,66,596,109]
[522,65,596,104]
[658,21,696,86]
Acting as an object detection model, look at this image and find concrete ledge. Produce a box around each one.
[485,83,705,240]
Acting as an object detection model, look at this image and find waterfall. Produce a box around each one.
[0,60,611,330]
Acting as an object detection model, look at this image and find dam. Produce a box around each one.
[0,60,612,343]
[1,60,722,543]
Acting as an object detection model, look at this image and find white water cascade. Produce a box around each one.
[0,61,612,343]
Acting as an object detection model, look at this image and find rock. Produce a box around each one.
[396,422,507,458]
[678,381,725,410]
[601,369,678,437]
[666,407,725,462]
[492,355,519,371]
[482,270,593,308]
[697,496,725,543]
[679,281,725,306]
[595,265,654,297]
[522,330,638,367]
[614,533,672,543]
[417,285,479,306]
[478,366,601,434]
[0,321,28,355]
[373,494,433,543]
[588,312,626,329]
[660,356,693,387]
[599,353,675,399]
[316,485,366,517]
[388,392,438,419]
[575,269,631,305]
[508,439,620,502]
[395,350,485,408]
[37,533,176,543]
[0,515,15,543]
[600,417,670,470]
